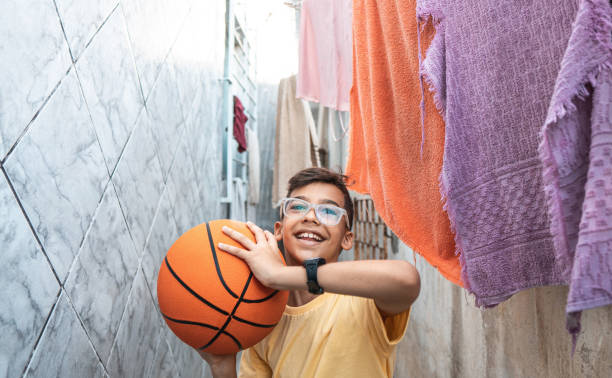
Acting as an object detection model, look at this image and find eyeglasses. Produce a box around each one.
[279,197,349,227]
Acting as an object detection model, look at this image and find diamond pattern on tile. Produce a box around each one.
[106,268,160,377]
[141,187,180,305]
[0,175,59,378]
[24,292,105,378]
[4,70,109,281]
[64,183,139,362]
[113,109,164,254]
[54,0,118,60]
[0,0,72,159]
[120,0,172,100]
[76,6,145,172]
[146,62,186,181]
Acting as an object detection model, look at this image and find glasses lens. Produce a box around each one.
[285,198,309,216]
[316,205,342,225]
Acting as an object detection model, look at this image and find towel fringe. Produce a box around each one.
[537,0,612,349]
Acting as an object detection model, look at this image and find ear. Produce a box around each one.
[341,230,354,250]
[274,221,283,241]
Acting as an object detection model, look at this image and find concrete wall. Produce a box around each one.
[392,244,612,377]
[0,0,226,376]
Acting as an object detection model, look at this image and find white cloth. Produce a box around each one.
[246,128,260,204]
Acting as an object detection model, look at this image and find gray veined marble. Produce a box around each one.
[120,0,172,101]
[3,69,109,282]
[0,0,72,159]
[184,72,224,193]
[24,291,105,378]
[166,327,208,378]
[141,186,180,305]
[166,0,213,120]
[54,0,119,60]
[166,134,205,235]
[76,6,145,172]
[159,0,192,54]
[113,108,164,255]
[64,183,139,363]
[200,140,223,222]
[0,175,59,378]
[106,268,160,377]
[148,332,179,378]
[146,62,186,181]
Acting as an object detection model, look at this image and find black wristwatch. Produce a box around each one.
[303,258,326,294]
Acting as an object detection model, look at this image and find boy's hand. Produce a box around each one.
[197,350,237,378]
[218,222,286,289]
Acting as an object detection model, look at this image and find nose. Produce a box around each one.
[303,207,319,223]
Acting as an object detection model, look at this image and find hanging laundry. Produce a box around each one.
[246,127,260,205]
[318,107,348,172]
[272,76,316,206]
[538,0,612,345]
[416,0,590,307]
[233,95,248,152]
[296,0,352,112]
[231,177,247,221]
[347,0,461,286]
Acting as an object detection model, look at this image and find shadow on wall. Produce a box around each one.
[255,83,281,233]
[392,244,612,377]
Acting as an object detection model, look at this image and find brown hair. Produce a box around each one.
[286,167,354,229]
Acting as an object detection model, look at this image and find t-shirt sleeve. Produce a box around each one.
[365,298,410,348]
[238,346,272,378]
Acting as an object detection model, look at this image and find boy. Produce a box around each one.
[200,168,420,377]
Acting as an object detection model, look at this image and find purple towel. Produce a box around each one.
[419,0,612,342]
[417,0,580,305]
[539,0,612,344]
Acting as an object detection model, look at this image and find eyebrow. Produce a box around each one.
[293,196,342,207]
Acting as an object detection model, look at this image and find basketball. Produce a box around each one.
[157,219,289,354]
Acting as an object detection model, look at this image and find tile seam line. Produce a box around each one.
[19,290,62,378]
[0,166,61,283]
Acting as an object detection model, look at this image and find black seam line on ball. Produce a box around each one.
[162,313,219,330]
[241,289,280,303]
[199,273,253,351]
[206,222,282,303]
[232,315,277,328]
[163,313,242,349]
[206,222,240,299]
[164,257,229,316]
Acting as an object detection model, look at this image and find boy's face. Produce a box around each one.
[274,182,353,266]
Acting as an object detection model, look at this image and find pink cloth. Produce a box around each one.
[296,0,352,112]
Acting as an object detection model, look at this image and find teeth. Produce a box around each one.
[298,232,322,241]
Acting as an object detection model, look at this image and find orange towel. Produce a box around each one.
[347,0,462,286]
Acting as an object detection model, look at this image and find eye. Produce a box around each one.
[290,204,307,211]
[321,206,340,216]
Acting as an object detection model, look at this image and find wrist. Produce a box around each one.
[267,266,306,291]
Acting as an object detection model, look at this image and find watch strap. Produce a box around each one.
[304,258,326,294]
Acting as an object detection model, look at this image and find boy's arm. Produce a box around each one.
[197,351,237,378]
[278,259,419,315]
[219,223,420,315]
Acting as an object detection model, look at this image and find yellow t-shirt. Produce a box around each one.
[238,293,410,378]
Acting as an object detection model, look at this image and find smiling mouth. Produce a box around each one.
[296,232,324,242]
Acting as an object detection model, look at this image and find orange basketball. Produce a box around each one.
[157,219,289,354]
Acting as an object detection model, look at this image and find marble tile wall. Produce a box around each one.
[1,0,227,377]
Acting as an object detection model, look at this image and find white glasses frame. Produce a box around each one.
[279,197,349,227]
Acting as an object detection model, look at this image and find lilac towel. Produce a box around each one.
[539,0,612,342]
[419,0,612,341]
[417,0,581,306]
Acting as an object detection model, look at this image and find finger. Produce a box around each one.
[222,226,256,249]
[264,230,279,249]
[218,242,247,259]
[246,221,267,244]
